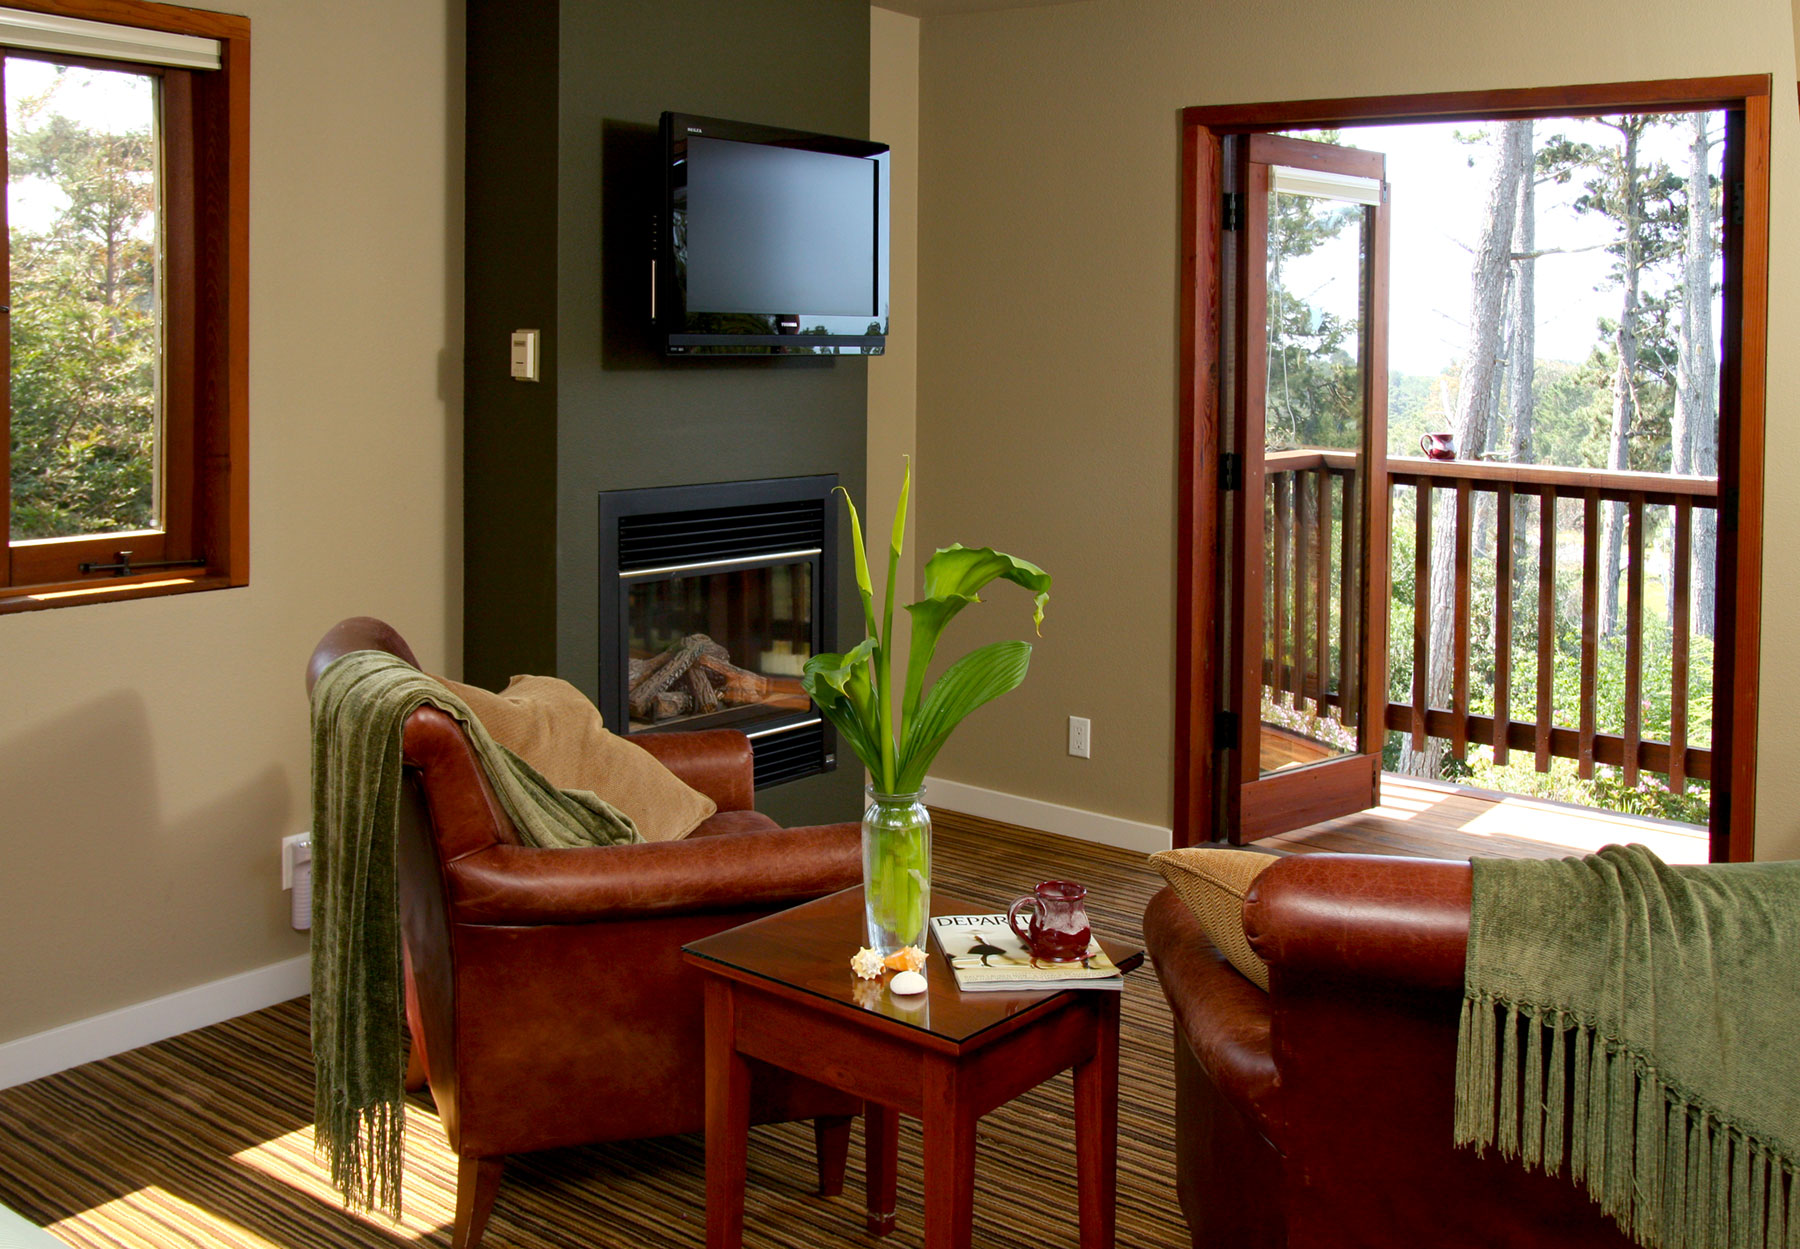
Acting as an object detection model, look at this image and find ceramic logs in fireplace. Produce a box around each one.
[598,476,838,788]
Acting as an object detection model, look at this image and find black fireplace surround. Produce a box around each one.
[598,476,839,788]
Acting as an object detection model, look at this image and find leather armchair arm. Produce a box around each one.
[442,820,861,925]
[307,615,421,694]
[1244,854,1471,991]
[630,729,756,813]
[1145,887,1280,1119]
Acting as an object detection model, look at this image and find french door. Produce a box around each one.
[1223,134,1390,842]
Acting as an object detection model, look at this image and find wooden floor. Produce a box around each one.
[0,816,1187,1249]
[1252,772,1711,863]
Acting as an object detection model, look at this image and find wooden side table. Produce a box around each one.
[682,887,1143,1249]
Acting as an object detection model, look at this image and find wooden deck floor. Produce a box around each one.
[1252,772,1711,863]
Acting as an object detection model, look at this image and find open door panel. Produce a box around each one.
[1224,132,1390,843]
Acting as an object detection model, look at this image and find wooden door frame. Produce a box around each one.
[1174,76,1771,860]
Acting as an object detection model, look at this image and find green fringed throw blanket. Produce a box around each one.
[1455,844,1800,1249]
[308,651,641,1218]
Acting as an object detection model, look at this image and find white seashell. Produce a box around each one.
[889,969,928,996]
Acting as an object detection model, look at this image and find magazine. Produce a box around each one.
[929,913,1124,992]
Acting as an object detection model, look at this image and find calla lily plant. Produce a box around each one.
[801,459,1051,797]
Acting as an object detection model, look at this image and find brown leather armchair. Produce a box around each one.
[307,617,864,1249]
[1145,853,1638,1249]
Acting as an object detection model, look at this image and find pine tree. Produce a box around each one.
[7,82,159,541]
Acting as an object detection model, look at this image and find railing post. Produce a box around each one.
[1296,472,1312,715]
[1579,487,1600,780]
[1452,479,1472,761]
[1339,468,1358,732]
[1314,470,1331,717]
[1537,486,1556,773]
[1412,480,1431,752]
[1494,483,1513,764]
[1623,493,1645,787]
[1671,499,1692,794]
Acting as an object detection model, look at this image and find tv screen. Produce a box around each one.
[657,113,889,356]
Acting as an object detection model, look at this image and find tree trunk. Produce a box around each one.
[1672,112,1718,637]
[1397,121,1530,779]
[1598,120,1643,640]
[1507,130,1538,604]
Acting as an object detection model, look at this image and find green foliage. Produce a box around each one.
[800,460,1052,796]
[1265,190,1362,453]
[8,77,160,541]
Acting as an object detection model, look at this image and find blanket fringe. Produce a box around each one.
[314,1095,404,1219]
[1455,993,1795,1249]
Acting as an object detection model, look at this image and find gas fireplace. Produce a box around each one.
[598,476,838,788]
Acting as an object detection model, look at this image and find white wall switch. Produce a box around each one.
[510,329,540,381]
[1068,715,1091,759]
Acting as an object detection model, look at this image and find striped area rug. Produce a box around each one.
[0,814,1192,1248]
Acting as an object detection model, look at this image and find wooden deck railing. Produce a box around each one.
[1261,451,1716,791]
[1262,449,1361,723]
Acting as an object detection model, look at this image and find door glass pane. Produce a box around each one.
[8,57,162,541]
[1261,185,1368,775]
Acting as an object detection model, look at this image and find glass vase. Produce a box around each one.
[861,785,931,956]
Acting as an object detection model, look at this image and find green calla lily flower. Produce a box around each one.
[799,460,1050,796]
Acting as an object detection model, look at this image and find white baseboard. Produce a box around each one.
[923,776,1172,856]
[0,954,311,1091]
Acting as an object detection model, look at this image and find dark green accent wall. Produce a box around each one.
[465,0,871,827]
[463,0,561,682]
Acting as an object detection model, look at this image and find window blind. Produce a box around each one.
[0,6,220,70]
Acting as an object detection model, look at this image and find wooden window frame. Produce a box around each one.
[0,0,247,614]
[1175,77,1770,863]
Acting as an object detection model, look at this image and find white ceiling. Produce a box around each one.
[874,0,1090,17]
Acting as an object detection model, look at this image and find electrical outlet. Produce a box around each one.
[281,832,310,890]
[1068,715,1091,759]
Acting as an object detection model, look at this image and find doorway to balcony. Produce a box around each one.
[1175,78,1771,862]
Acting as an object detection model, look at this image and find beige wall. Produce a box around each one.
[870,7,921,662]
[0,0,463,1043]
[913,0,1800,858]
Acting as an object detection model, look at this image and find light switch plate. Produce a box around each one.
[510,329,539,381]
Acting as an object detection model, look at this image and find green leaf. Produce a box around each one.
[801,640,883,774]
[836,486,878,642]
[900,545,1051,724]
[876,457,911,791]
[895,640,1032,792]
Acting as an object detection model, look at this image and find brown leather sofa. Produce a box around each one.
[307,617,864,1249]
[1145,853,1638,1249]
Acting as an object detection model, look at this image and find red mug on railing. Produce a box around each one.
[1007,880,1092,964]
[1420,432,1457,461]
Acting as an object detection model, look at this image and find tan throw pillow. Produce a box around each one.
[1150,847,1277,991]
[433,673,717,842]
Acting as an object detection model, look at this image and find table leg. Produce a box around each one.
[704,978,750,1249]
[865,1101,900,1236]
[1073,993,1120,1249]
[922,1058,977,1249]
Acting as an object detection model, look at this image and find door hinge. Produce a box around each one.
[1733,180,1745,228]
[1222,191,1245,232]
[1219,451,1243,492]
[1214,710,1240,746]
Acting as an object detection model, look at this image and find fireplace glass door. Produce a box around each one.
[623,556,818,733]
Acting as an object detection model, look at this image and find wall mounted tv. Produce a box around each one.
[655,112,889,356]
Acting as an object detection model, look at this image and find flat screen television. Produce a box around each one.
[655,112,889,356]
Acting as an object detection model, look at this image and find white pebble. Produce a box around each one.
[890,970,927,996]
